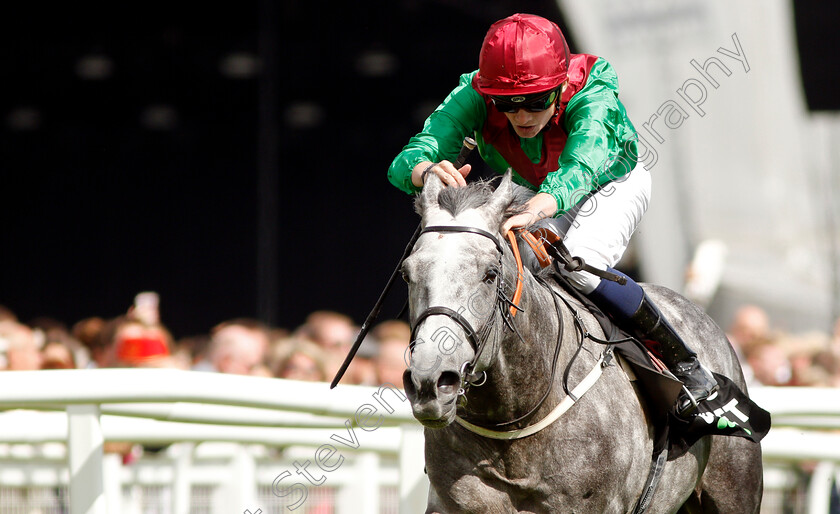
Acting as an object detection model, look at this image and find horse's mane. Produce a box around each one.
[416,175,535,221]
[438,180,494,216]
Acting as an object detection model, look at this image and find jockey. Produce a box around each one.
[388,13,718,417]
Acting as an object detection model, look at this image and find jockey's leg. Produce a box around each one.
[586,269,719,417]
[558,164,717,416]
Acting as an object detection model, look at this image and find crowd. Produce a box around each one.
[2,291,840,485]
[727,304,840,389]
[4,287,839,514]
[2,293,840,392]
[0,292,411,388]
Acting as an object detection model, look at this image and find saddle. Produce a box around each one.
[516,219,770,460]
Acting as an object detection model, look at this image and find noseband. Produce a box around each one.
[409,225,524,385]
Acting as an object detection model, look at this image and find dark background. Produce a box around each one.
[1,1,569,338]
[1,1,835,339]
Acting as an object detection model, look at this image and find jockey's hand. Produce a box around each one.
[412,160,471,188]
[501,193,558,236]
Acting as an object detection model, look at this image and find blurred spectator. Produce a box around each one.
[175,333,212,370]
[41,340,77,369]
[27,316,67,335]
[745,337,791,387]
[202,318,270,375]
[813,348,840,387]
[100,315,174,368]
[0,321,11,369]
[0,320,43,371]
[372,319,411,343]
[268,326,291,342]
[30,317,88,368]
[90,292,180,369]
[296,310,356,350]
[346,336,380,386]
[295,310,357,379]
[372,320,411,388]
[127,291,161,326]
[784,331,832,387]
[270,337,328,382]
[727,304,773,384]
[0,305,17,322]
[727,304,771,352]
[72,316,108,368]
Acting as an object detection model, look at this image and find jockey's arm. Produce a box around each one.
[389,73,485,194]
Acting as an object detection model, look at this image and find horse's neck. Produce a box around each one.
[465,273,575,424]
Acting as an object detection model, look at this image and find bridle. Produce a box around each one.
[409,224,581,432]
[408,225,524,389]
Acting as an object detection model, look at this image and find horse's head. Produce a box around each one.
[401,171,523,428]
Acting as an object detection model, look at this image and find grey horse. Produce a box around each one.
[401,172,763,513]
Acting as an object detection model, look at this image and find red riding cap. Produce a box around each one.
[475,13,570,96]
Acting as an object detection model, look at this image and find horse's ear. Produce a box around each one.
[415,173,444,218]
[483,170,515,222]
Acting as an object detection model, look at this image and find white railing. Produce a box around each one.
[0,371,839,513]
[0,368,427,514]
[751,387,840,513]
[0,441,404,513]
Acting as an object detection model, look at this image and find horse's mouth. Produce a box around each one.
[417,417,452,429]
[404,372,459,427]
[403,368,462,428]
[411,398,458,428]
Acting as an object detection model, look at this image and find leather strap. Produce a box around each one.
[410,306,481,352]
[454,352,606,439]
[420,225,504,254]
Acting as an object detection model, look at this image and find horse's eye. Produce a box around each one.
[482,268,499,284]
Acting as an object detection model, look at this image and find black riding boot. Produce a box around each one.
[586,268,719,417]
[627,295,719,416]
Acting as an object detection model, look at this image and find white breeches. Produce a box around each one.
[561,164,651,294]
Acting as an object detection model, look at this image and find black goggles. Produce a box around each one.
[490,88,559,113]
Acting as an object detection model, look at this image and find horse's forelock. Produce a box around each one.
[417,176,533,216]
[414,180,493,219]
[437,181,494,217]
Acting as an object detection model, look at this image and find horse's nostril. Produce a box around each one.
[403,370,417,397]
[438,371,461,395]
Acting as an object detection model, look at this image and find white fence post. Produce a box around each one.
[399,423,428,514]
[230,444,257,513]
[807,461,835,514]
[337,452,380,514]
[103,452,122,514]
[171,442,193,514]
[67,404,107,514]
